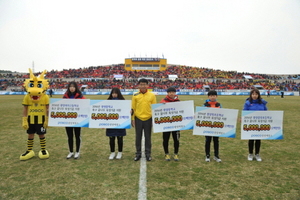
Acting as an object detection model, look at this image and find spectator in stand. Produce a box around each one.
[48,88,53,97]
[4,64,299,91]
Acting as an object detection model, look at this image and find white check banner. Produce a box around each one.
[193,107,238,138]
[151,100,194,133]
[88,100,131,129]
[48,98,90,127]
[241,110,284,140]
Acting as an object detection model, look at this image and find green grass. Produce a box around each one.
[0,95,299,200]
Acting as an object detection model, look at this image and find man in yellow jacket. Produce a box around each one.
[131,78,157,161]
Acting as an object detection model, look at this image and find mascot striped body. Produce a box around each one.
[20,69,50,160]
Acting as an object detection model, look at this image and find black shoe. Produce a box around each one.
[146,156,152,161]
[134,155,141,161]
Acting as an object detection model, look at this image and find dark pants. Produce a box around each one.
[163,131,180,154]
[65,127,81,153]
[205,136,219,157]
[134,117,152,157]
[248,140,261,154]
[109,136,123,152]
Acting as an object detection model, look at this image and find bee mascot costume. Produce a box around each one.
[20,69,50,160]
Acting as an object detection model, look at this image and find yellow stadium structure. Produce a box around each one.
[124,57,167,71]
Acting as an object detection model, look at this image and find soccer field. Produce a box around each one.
[0,95,299,199]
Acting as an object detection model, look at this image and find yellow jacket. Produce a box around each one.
[131,90,157,121]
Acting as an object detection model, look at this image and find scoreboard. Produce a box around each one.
[124,57,167,71]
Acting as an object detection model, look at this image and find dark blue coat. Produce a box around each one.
[106,98,126,137]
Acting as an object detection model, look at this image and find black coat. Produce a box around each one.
[106,98,126,137]
[106,128,126,137]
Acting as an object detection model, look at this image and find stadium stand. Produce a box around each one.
[1,65,300,91]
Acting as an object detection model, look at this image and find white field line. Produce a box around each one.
[138,134,147,200]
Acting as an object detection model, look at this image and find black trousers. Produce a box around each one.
[134,117,152,157]
[65,127,81,153]
[205,136,219,157]
[109,136,123,152]
[248,140,261,154]
[163,131,180,154]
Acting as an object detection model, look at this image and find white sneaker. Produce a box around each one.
[248,154,253,161]
[74,152,80,159]
[66,152,74,159]
[255,154,262,162]
[109,152,115,160]
[205,155,210,162]
[214,156,222,162]
[116,152,122,159]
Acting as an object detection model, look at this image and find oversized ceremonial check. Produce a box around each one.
[88,100,131,129]
[241,111,284,140]
[151,100,194,133]
[48,99,90,127]
[193,107,238,138]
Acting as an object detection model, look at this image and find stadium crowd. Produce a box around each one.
[1,65,300,91]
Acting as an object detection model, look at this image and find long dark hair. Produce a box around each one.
[107,87,125,100]
[249,88,263,104]
[66,81,82,96]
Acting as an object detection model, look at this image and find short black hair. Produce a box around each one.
[167,87,176,93]
[138,78,148,84]
[207,90,218,96]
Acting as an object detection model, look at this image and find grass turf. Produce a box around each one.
[0,95,299,199]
